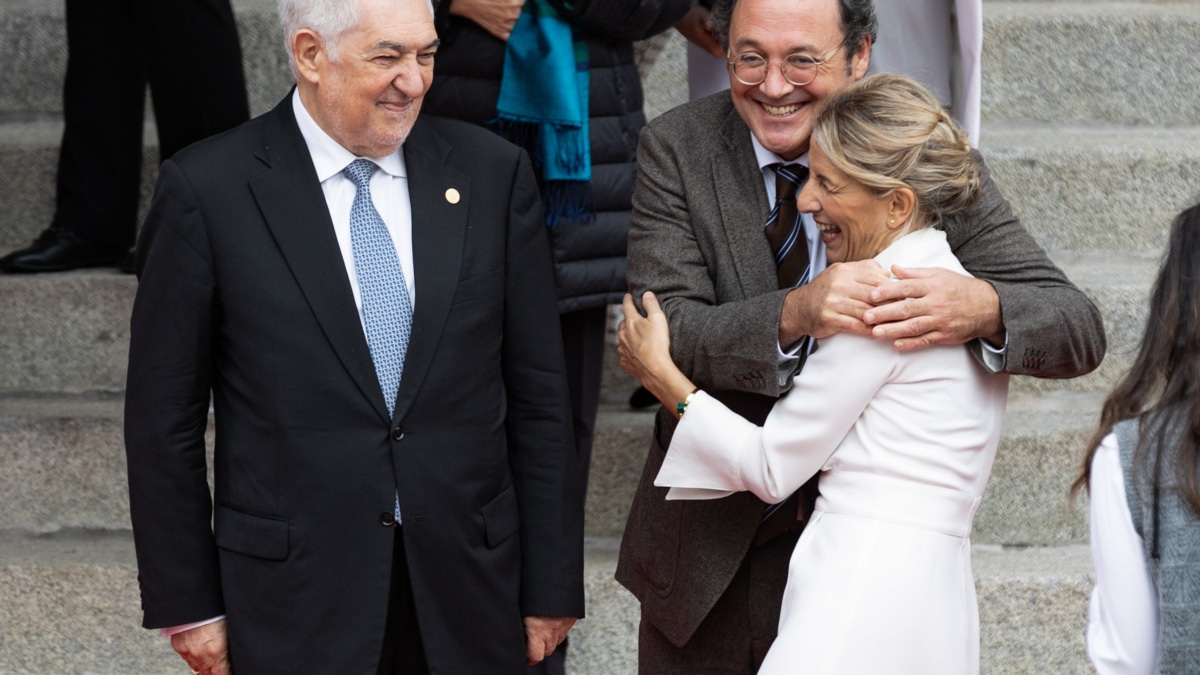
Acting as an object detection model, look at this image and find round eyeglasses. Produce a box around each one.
[727,47,839,87]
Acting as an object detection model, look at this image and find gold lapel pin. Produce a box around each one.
[445,188,460,205]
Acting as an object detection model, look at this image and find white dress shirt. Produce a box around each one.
[292,89,416,326]
[1087,431,1160,674]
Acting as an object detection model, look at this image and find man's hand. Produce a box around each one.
[674,5,723,58]
[865,265,1005,351]
[779,260,890,346]
[449,0,524,41]
[171,620,231,675]
[523,615,577,666]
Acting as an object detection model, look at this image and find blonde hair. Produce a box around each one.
[812,73,980,230]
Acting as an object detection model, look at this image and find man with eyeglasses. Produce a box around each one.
[616,0,1105,672]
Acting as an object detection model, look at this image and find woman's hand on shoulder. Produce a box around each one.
[618,292,695,410]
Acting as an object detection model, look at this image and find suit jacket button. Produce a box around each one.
[380,512,396,527]
[392,428,404,441]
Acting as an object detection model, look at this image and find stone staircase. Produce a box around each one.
[2,0,1198,672]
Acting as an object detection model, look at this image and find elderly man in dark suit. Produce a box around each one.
[616,0,1106,672]
[123,0,583,672]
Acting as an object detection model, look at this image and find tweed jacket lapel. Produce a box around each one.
[712,105,781,301]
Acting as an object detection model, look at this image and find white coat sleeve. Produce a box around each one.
[655,333,895,503]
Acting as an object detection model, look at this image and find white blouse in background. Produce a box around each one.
[1087,431,1159,674]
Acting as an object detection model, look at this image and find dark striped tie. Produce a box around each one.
[757,163,816,543]
[765,163,811,289]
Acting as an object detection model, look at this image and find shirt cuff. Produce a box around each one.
[977,332,1008,372]
[160,615,225,638]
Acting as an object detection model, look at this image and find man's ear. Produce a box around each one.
[887,186,916,229]
[849,35,871,81]
[292,29,325,85]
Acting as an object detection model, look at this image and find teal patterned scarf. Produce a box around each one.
[496,0,591,226]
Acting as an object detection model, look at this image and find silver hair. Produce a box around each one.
[278,0,435,78]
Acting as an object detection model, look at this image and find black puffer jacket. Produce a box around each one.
[427,0,694,313]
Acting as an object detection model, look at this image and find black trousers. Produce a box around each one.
[56,0,248,246]
[558,305,607,497]
[377,527,429,675]
[377,308,603,675]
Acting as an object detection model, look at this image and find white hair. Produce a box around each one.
[278,0,435,78]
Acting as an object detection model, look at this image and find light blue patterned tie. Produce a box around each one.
[345,159,413,418]
[345,159,412,524]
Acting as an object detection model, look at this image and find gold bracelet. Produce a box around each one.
[676,388,700,417]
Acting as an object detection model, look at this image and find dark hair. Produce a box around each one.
[710,0,878,72]
[1071,201,1200,517]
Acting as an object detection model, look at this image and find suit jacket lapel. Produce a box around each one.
[390,118,471,423]
[713,105,780,300]
[248,98,392,424]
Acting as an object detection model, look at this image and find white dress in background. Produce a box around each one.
[655,227,1009,675]
[1086,432,1159,674]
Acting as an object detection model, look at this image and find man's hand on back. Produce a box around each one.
[865,265,1004,351]
[779,260,890,347]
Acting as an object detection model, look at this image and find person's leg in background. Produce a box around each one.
[0,0,145,273]
[140,0,249,161]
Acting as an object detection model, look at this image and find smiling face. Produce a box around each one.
[296,0,438,158]
[798,141,905,263]
[727,0,869,161]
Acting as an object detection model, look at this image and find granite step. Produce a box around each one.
[983,2,1200,126]
[0,531,1095,675]
[0,250,1153,395]
[0,268,135,393]
[4,120,1199,255]
[2,0,1197,126]
[0,385,1103,546]
[981,125,1200,257]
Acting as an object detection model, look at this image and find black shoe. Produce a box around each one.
[629,385,659,410]
[0,227,129,273]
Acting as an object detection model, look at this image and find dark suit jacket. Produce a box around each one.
[616,93,1106,648]
[124,96,584,674]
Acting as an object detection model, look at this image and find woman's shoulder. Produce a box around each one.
[874,228,969,278]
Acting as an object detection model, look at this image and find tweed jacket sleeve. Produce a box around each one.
[946,151,1106,378]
